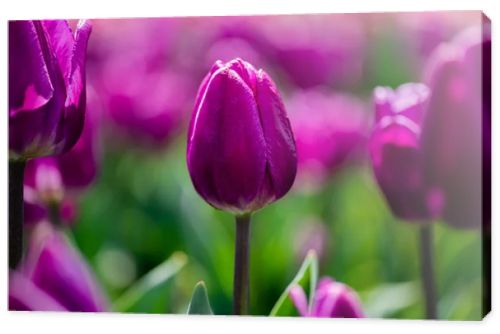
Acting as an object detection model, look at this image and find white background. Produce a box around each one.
[1,0,499,333]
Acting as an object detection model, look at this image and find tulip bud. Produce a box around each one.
[290,277,364,318]
[369,83,442,221]
[9,20,92,160]
[187,58,297,214]
[23,223,107,312]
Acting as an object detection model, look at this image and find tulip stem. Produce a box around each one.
[48,202,63,227]
[419,224,437,319]
[9,160,26,269]
[233,214,251,315]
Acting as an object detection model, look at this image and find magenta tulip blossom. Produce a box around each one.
[10,223,107,312]
[421,25,490,229]
[369,83,442,221]
[9,20,92,160]
[187,58,297,215]
[290,277,364,318]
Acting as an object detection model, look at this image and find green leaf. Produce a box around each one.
[270,250,318,316]
[187,281,213,315]
[112,251,188,313]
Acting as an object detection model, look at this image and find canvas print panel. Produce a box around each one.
[8,11,491,320]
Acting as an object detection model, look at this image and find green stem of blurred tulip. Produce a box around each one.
[233,214,251,315]
[419,224,437,319]
[48,202,63,227]
[9,160,26,269]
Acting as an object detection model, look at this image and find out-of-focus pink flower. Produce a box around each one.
[104,65,191,147]
[10,223,107,312]
[421,25,490,229]
[88,19,193,148]
[290,277,364,318]
[288,89,367,186]
[262,15,367,89]
[396,12,483,69]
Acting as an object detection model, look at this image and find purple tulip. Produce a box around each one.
[9,20,92,160]
[187,58,297,214]
[18,223,108,312]
[290,277,364,318]
[369,83,443,221]
[288,89,367,185]
[421,25,490,229]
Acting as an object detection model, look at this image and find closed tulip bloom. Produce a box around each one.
[9,20,92,160]
[187,58,297,214]
[421,26,490,229]
[22,223,107,312]
[369,83,442,221]
[290,277,364,318]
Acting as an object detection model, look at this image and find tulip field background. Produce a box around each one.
[16,12,487,319]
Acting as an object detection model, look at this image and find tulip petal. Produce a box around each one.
[9,271,67,311]
[26,227,107,312]
[255,70,297,199]
[57,20,93,154]
[42,20,74,85]
[9,21,53,113]
[289,285,309,317]
[8,21,57,156]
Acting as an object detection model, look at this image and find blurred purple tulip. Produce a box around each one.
[13,223,108,312]
[88,19,192,148]
[289,89,367,185]
[290,277,364,318]
[187,58,297,214]
[369,83,443,221]
[421,25,490,229]
[9,20,92,160]
[263,16,366,89]
[105,68,190,147]
[9,271,67,311]
[17,224,108,312]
